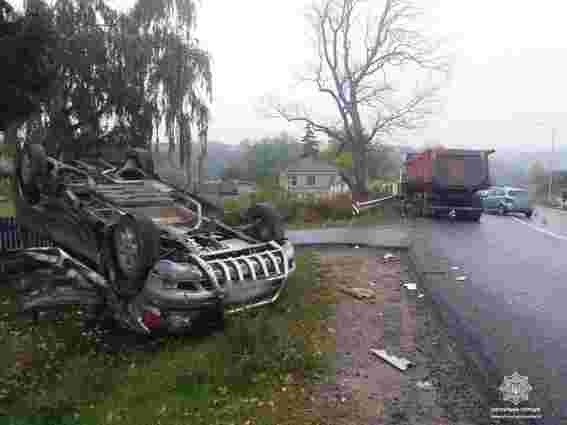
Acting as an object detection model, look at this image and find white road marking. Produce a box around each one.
[511,216,567,242]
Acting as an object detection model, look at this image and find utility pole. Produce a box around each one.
[547,127,556,203]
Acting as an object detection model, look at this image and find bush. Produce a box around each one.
[313,194,353,221]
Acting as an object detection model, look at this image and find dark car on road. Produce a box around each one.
[10,143,296,335]
[480,186,533,217]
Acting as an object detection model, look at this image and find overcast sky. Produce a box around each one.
[11,0,567,152]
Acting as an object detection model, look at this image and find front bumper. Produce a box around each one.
[431,206,483,214]
[6,240,296,335]
[123,240,297,333]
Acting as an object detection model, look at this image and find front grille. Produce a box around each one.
[205,247,286,287]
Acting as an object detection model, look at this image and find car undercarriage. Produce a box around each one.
[3,144,296,335]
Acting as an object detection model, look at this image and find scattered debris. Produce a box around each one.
[455,276,467,282]
[370,348,414,371]
[416,381,434,390]
[369,281,376,287]
[327,327,336,334]
[381,253,400,263]
[354,245,360,249]
[451,266,460,271]
[418,293,425,299]
[339,286,375,300]
[403,283,417,291]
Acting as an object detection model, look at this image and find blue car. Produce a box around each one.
[480,187,533,218]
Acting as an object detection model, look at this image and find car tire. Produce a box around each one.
[243,203,285,242]
[109,214,160,295]
[470,213,482,222]
[15,143,48,205]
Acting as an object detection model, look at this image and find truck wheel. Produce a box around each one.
[470,213,482,222]
[15,143,48,205]
[109,214,160,296]
[243,203,285,242]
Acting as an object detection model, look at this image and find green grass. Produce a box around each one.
[0,200,15,218]
[0,176,15,218]
[0,252,332,425]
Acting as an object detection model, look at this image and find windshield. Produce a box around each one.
[509,190,528,198]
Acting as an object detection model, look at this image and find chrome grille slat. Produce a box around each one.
[204,248,286,286]
[230,259,244,281]
[257,255,269,277]
[266,252,281,274]
[217,261,232,284]
[243,258,256,280]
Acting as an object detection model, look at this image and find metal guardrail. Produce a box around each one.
[352,195,397,215]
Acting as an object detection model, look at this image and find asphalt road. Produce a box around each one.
[419,206,567,424]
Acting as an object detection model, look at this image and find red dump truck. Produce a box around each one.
[400,147,495,220]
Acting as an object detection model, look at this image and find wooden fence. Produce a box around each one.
[0,217,53,251]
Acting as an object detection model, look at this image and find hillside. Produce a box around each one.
[153,141,241,178]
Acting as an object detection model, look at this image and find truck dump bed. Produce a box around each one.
[405,148,493,193]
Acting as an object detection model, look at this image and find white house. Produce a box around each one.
[280,155,350,198]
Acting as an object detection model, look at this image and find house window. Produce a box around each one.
[288,175,297,187]
[307,175,316,186]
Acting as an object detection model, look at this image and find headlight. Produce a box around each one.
[151,261,203,290]
[281,240,295,261]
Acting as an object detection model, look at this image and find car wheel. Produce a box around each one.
[470,213,482,222]
[243,203,285,242]
[15,143,48,205]
[109,214,160,295]
[498,205,507,216]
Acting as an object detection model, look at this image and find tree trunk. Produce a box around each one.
[183,120,192,191]
[168,124,175,167]
[351,137,369,201]
[197,128,208,188]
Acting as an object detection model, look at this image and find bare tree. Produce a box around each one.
[267,0,448,196]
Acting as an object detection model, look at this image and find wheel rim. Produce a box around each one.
[116,226,140,275]
[21,153,32,185]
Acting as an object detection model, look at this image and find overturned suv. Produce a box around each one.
[7,143,295,335]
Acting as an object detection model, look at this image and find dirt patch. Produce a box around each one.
[296,248,488,425]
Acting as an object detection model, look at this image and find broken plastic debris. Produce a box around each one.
[418,293,425,299]
[339,286,375,300]
[370,349,414,371]
[354,245,360,249]
[451,266,460,271]
[403,283,417,291]
[416,381,434,390]
[455,276,467,282]
[369,281,377,287]
[382,253,400,263]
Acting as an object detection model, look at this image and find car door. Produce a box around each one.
[492,188,506,208]
[483,190,496,209]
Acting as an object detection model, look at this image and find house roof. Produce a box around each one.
[283,155,339,173]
